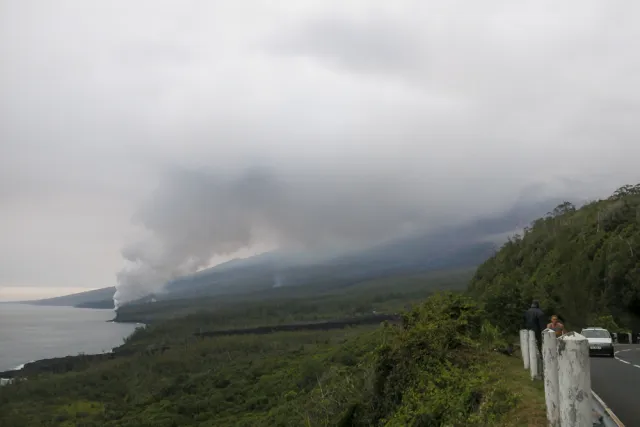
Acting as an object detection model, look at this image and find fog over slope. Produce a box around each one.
[114,174,587,307]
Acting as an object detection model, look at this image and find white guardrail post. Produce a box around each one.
[542,329,560,427]
[528,330,540,380]
[557,332,592,427]
[520,329,530,370]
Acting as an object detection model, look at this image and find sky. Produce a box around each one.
[2,0,640,302]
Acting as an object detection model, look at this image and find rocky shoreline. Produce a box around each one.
[0,346,135,380]
[0,319,145,382]
[0,315,397,382]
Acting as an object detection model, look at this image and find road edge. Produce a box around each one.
[592,390,625,427]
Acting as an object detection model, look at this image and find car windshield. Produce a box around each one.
[582,329,610,338]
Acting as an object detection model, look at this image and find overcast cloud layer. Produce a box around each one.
[2,0,640,302]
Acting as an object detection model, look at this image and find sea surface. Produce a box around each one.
[0,304,139,372]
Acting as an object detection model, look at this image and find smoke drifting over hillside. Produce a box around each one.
[112,158,631,308]
[113,165,465,307]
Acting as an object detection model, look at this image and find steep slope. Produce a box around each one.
[150,198,563,303]
[149,239,494,303]
[469,184,640,332]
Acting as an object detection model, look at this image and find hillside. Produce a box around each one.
[124,197,562,306]
[24,287,115,308]
[157,230,499,300]
[113,269,474,324]
[21,197,562,310]
[470,183,640,333]
[0,291,547,426]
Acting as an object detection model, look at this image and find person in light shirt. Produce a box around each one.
[547,315,565,337]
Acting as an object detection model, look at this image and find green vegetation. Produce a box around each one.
[21,176,634,426]
[0,272,546,426]
[346,293,530,426]
[470,183,640,333]
[8,184,638,425]
[114,269,473,324]
[10,183,640,425]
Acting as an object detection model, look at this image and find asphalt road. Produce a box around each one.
[591,344,640,426]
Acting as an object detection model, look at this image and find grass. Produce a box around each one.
[496,351,547,427]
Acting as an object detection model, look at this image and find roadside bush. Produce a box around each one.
[349,292,518,426]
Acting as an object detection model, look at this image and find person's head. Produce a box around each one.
[531,300,540,308]
[550,315,558,323]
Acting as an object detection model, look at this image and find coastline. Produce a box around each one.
[2,315,398,382]
[0,341,135,381]
[0,317,145,383]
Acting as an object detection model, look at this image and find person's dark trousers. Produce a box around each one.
[535,331,543,377]
[535,330,542,355]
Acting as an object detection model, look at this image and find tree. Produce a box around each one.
[470,183,640,332]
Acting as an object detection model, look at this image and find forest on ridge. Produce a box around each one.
[470,183,640,333]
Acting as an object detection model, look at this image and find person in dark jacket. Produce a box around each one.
[524,300,546,354]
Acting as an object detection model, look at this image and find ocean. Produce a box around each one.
[0,303,139,372]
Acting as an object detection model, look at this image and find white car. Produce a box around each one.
[581,327,615,357]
